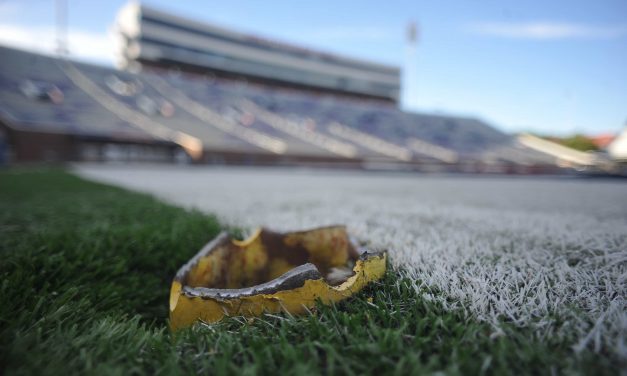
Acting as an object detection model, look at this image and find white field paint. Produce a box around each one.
[74,164,627,359]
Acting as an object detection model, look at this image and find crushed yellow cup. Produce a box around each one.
[169,225,387,331]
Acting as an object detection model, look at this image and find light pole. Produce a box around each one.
[402,21,419,110]
[55,0,68,57]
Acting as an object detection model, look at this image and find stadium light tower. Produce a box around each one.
[402,21,419,111]
[55,0,69,57]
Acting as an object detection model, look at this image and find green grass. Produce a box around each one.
[0,169,618,375]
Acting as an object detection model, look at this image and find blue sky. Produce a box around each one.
[0,0,625,136]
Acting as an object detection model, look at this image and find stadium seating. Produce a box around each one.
[0,46,554,166]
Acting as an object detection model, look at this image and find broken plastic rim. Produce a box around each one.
[169,225,387,330]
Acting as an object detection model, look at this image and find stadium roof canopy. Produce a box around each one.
[114,2,401,102]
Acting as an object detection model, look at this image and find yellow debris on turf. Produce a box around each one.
[169,226,386,331]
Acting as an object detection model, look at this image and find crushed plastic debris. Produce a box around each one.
[169,225,386,330]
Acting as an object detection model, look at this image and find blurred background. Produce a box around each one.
[0,0,625,175]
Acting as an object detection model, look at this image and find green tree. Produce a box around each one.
[560,134,599,152]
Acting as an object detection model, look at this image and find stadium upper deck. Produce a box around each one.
[114,2,401,102]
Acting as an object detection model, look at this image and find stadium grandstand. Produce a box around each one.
[0,2,570,173]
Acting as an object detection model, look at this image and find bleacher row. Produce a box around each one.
[0,46,554,167]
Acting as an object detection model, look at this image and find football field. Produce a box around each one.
[75,164,627,362]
